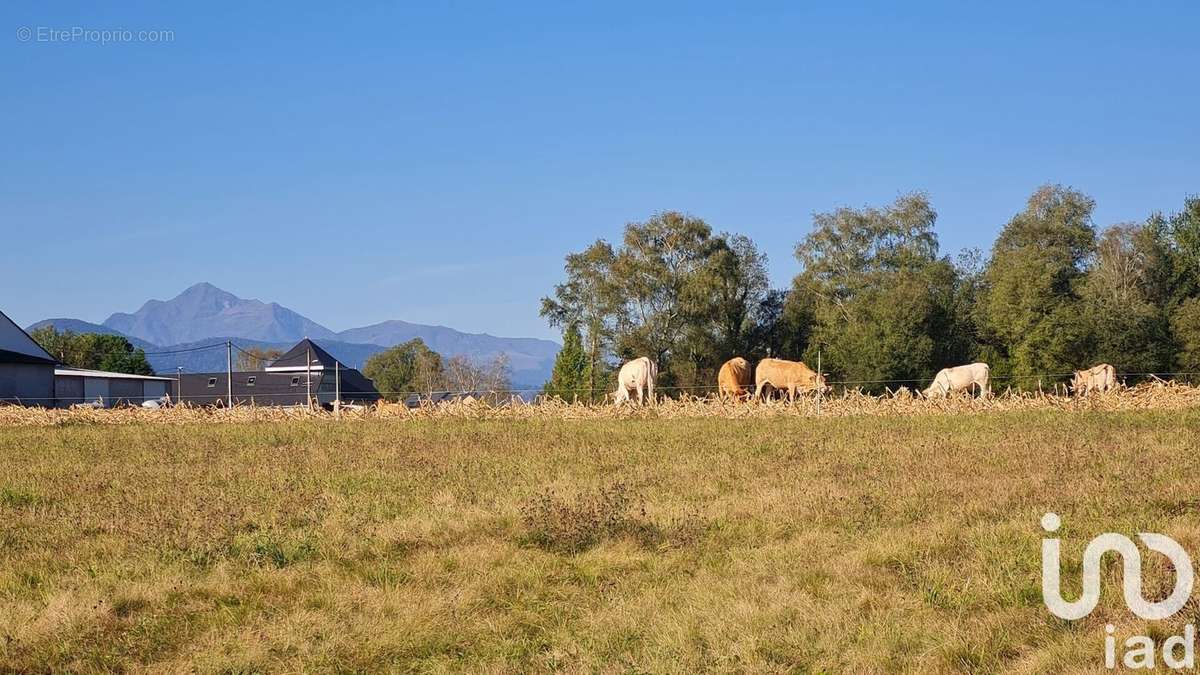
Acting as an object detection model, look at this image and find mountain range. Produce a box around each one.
[28,283,560,388]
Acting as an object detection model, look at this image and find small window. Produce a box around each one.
[207,377,217,388]
[291,376,300,387]
[247,376,256,387]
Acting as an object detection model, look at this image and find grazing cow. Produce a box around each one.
[1073,363,1116,395]
[753,358,827,402]
[923,363,990,399]
[717,357,753,400]
[613,357,657,405]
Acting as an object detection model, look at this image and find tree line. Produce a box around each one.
[362,339,512,400]
[542,185,1200,398]
[31,327,154,375]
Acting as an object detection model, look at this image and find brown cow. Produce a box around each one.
[753,358,827,402]
[717,357,753,400]
[1073,363,1116,395]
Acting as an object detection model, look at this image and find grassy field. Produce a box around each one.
[2,410,1199,672]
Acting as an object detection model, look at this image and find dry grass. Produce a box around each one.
[1,380,1197,427]
[2,400,1199,671]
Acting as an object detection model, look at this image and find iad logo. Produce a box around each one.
[1041,512,1194,621]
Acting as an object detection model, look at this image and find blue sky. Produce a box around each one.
[3,2,1197,340]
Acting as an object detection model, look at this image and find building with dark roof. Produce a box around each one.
[174,338,381,407]
[0,309,57,405]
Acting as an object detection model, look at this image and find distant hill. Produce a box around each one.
[141,338,387,376]
[103,282,337,345]
[26,318,156,350]
[28,283,559,388]
[337,320,560,386]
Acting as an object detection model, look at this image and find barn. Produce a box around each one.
[175,338,380,407]
[53,367,173,408]
[0,309,57,406]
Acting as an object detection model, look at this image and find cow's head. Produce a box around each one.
[814,372,830,394]
[1070,371,1084,392]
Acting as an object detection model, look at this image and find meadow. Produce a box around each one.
[2,402,1199,672]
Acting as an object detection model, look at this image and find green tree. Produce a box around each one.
[745,289,815,362]
[541,241,619,399]
[680,233,771,378]
[1147,196,1200,372]
[542,324,593,401]
[792,192,970,390]
[543,212,772,392]
[1171,298,1200,374]
[362,338,445,401]
[979,184,1097,385]
[30,327,154,375]
[607,211,720,382]
[1079,223,1173,375]
[1162,196,1200,304]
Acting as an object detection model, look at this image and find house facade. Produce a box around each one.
[0,309,57,405]
[174,339,381,406]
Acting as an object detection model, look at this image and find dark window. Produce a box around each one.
[291,376,300,387]
[247,376,256,386]
[207,377,217,388]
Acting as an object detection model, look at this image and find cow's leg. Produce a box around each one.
[754,381,766,402]
[635,383,644,406]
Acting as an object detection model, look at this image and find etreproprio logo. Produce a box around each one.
[1041,512,1196,669]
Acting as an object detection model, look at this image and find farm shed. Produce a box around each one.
[175,338,380,407]
[53,367,172,408]
[0,309,57,406]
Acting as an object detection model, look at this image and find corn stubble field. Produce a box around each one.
[2,387,1200,672]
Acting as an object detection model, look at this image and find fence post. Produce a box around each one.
[816,349,822,416]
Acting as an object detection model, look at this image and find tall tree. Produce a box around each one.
[979,184,1097,384]
[608,211,721,381]
[543,212,772,391]
[362,338,444,401]
[542,324,593,401]
[444,354,512,396]
[541,241,618,399]
[691,234,770,362]
[1171,298,1200,374]
[1079,223,1173,374]
[747,289,815,362]
[1153,197,1200,372]
[793,192,969,389]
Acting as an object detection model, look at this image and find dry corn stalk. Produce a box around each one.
[0,381,1196,427]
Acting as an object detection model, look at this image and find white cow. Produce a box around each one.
[613,357,657,406]
[1073,363,1117,395]
[923,362,990,399]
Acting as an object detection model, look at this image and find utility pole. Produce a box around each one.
[306,344,312,409]
[816,349,822,416]
[226,341,233,408]
[176,366,183,406]
[335,360,341,419]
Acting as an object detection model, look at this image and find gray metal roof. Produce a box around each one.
[0,309,56,365]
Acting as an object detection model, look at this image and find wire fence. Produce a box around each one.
[22,331,1200,406]
[5,368,1200,409]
